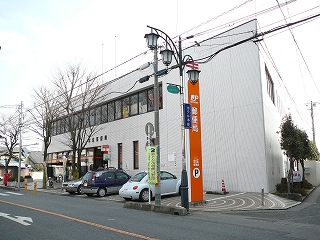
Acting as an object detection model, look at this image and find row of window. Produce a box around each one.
[52,85,163,136]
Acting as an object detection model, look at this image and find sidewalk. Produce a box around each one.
[1,179,318,214]
[0,179,57,191]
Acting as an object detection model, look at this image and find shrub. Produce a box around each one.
[276,181,288,193]
[291,187,307,196]
[301,179,313,189]
[275,178,312,196]
[8,176,16,182]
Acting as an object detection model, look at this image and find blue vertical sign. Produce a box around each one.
[183,103,192,129]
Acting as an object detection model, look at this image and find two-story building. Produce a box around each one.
[47,20,289,196]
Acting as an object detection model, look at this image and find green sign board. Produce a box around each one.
[146,146,158,185]
[167,84,180,94]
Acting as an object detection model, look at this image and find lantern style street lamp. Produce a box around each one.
[144,26,200,210]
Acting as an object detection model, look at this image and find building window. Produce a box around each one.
[118,143,122,169]
[139,91,148,114]
[107,102,114,122]
[101,104,108,123]
[60,119,66,133]
[133,141,139,169]
[122,97,129,118]
[148,89,154,111]
[104,135,107,140]
[90,108,96,126]
[130,94,138,116]
[56,120,60,135]
[115,99,122,120]
[265,65,275,104]
[96,106,102,125]
[72,114,78,129]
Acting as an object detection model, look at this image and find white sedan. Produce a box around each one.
[119,170,181,202]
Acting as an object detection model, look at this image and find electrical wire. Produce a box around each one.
[275,0,320,97]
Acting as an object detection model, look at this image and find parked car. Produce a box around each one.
[62,173,89,194]
[82,169,130,197]
[119,170,181,202]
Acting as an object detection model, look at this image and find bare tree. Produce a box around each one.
[29,86,60,187]
[52,63,105,179]
[0,111,21,173]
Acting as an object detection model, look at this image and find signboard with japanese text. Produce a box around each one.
[101,145,110,152]
[146,146,158,185]
[183,103,192,129]
[290,170,302,182]
[188,80,204,202]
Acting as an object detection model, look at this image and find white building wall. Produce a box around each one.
[305,160,320,186]
[184,20,284,192]
[48,20,287,193]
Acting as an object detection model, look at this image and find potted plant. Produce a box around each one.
[7,176,16,187]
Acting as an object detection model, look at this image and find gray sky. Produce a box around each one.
[1,0,320,147]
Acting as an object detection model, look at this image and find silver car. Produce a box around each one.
[62,177,84,194]
[119,170,181,202]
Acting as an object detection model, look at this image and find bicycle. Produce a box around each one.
[47,175,63,188]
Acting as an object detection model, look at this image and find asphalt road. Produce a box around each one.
[0,186,319,239]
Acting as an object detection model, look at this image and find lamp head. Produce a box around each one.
[187,69,201,85]
[160,49,174,66]
[144,32,159,50]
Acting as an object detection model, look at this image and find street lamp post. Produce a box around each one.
[144,26,200,210]
[144,31,161,206]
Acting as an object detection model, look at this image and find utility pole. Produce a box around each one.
[18,101,23,191]
[306,101,319,144]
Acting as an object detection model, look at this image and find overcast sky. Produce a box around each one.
[1,0,320,148]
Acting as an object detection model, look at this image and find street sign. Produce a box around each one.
[167,84,180,94]
[183,103,192,128]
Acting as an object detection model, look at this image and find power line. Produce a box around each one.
[276,0,320,96]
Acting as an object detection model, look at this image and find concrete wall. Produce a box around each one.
[31,171,43,180]
[305,161,320,186]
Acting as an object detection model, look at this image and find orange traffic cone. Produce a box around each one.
[222,180,227,194]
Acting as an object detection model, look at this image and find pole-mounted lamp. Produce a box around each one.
[144,32,159,50]
[144,25,200,211]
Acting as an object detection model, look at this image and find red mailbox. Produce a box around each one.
[3,173,10,186]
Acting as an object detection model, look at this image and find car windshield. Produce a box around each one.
[82,172,91,181]
[130,172,147,182]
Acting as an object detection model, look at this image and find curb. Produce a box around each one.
[123,202,188,216]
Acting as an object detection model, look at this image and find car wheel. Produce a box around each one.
[68,191,76,194]
[123,198,131,201]
[139,189,150,202]
[97,188,106,197]
[77,185,83,195]
[86,193,94,197]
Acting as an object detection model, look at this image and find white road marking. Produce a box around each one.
[0,212,33,226]
[5,192,24,195]
[0,193,10,196]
